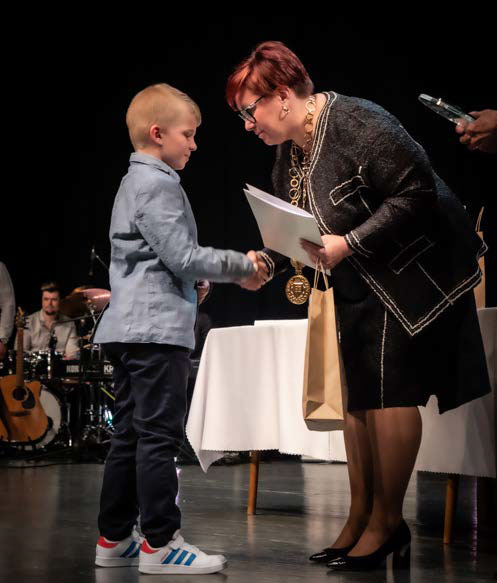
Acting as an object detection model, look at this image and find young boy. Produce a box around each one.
[93,83,261,575]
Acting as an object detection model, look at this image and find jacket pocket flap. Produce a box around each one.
[329,174,366,206]
[389,236,435,274]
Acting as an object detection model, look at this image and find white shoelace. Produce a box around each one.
[170,534,204,556]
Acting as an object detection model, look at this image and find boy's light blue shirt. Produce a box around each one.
[93,152,254,350]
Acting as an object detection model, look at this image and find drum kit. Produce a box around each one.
[0,287,114,459]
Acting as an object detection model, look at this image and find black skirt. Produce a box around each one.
[330,260,491,414]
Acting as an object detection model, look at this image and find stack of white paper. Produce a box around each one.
[244,184,324,270]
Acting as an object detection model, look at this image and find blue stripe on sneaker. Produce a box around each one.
[174,550,189,565]
[120,541,137,557]
[162,548,180,564]
[129,546,141,558]
[184,553,196,566]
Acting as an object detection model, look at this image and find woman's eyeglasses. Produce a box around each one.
[237,96,264,123]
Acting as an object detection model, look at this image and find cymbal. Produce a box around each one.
[60,288,110,318]
[70,285,92,294]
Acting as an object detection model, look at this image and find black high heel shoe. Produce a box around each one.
[327,519,411,571]
[309,543,355,563]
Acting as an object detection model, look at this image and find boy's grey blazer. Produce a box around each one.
[94,153,254,350]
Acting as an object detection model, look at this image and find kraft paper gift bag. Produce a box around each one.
[302,262,346,432]
[473,207,486,309]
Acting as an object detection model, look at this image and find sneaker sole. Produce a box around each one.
[138,558,227,575]
[95,556,140,567]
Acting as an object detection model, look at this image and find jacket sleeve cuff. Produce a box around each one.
[257,251,275,281]
[345,231,372,258]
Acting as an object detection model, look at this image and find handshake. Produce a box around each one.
[240,250,270,291]
[197,251,269,305]
[198,234,353,302]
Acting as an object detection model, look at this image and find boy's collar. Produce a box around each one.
[130,152,180,181]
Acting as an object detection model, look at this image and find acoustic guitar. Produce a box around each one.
[0,308,49,445]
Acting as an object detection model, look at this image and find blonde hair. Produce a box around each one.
[126,83,201,150]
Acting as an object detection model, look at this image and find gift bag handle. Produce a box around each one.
[475,206,484,232]
[313,260,329,290]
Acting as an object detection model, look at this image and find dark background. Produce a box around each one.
[3,15,495,335]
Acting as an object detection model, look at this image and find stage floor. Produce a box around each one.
[0,458,495,582]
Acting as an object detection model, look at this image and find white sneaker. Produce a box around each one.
[95,528,143,567]
[138,530,227,575]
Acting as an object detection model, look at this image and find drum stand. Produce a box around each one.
[80,382,114,444]
[70,380,114,461]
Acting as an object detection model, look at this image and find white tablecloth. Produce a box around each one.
[415,308,496,477]
[186,319,346,472]
[186,309,496,477]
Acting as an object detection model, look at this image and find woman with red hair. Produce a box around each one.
[227,41,490,572]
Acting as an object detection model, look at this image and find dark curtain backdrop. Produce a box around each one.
[3,15,495,335]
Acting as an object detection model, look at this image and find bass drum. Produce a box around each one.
[38,386,64,447]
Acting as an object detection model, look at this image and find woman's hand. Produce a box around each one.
[300,235,352,269]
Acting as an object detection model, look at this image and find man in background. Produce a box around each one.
[18,282,79,358]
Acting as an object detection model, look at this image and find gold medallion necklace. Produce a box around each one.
[285,95,316,305]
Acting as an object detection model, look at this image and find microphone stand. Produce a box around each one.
[47,330,57,379]
[88,245,109,279]
[94,253,109,272]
